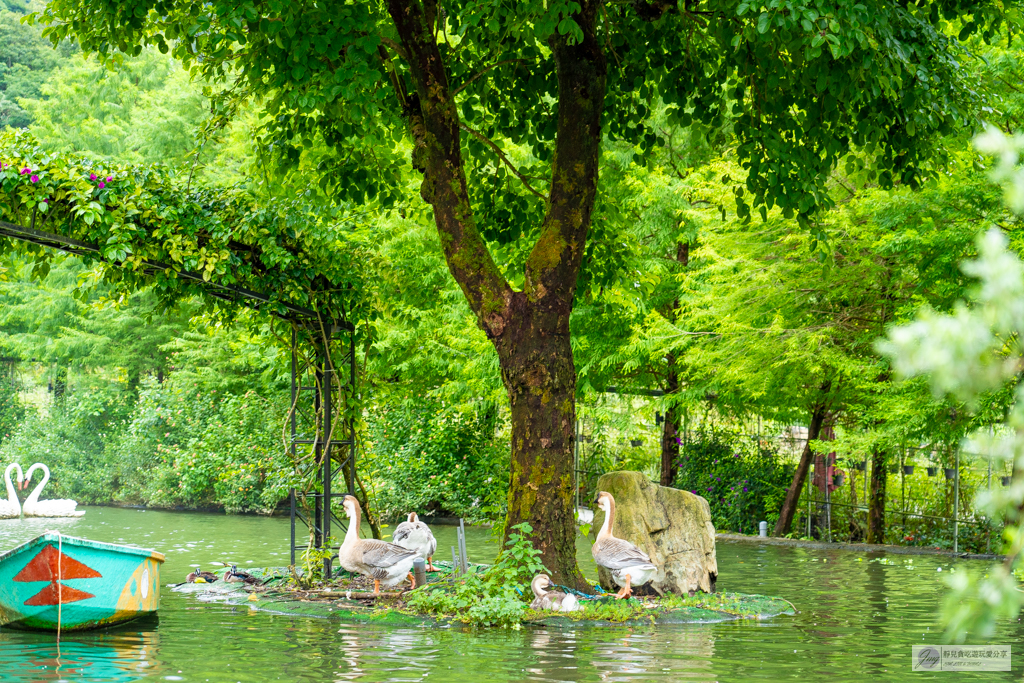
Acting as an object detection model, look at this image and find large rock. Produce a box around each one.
[588,471,718,595]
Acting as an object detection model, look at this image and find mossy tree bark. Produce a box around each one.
[868,447,888,543]
[387,0,605,589]
[773,403,827,536]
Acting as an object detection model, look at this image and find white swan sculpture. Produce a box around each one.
[1,462,24,519]
[22,463,84,517]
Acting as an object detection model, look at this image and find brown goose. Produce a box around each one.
[529,574,581,612]
[338,495,419,594]
[591,491,657,599]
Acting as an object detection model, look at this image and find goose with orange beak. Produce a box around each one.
[338,495,419,594]
[591,491,657,599]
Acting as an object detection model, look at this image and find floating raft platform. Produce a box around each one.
[172,563,795,627]
[0,532,164,632]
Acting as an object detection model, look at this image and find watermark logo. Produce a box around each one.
[912,645,1011,672]
[914,647,940,671]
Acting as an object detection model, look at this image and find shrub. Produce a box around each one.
[673,428,792,533]
[405,522,545,627]
[111,377,289,513]
[362,399,508,522]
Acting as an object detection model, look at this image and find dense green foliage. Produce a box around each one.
[878,129,1024,641]
[363,399,506,522]
[675,429,793,534]
[0,4,71,129]
[35,0,1011,224]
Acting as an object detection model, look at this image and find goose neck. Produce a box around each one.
[344,503,361,544]
[598,497,615,540]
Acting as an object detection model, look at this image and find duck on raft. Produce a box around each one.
[529,574,581,612]
[591,491,658,599]
[225,565,260,585]
[186,567,219,583]
[393,512,438,571]
[338,495,419,594]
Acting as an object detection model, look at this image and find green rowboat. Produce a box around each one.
[0,532,164,631]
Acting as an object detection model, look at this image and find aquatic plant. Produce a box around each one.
[404,522,545,627]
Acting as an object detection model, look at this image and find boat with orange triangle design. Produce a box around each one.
[0,532,164,631]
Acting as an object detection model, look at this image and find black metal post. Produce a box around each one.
[290,327,298,567]
[289,489,296,567]
[313,356,324,554]
[346,325,356,495]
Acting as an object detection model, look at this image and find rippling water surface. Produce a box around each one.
[1,507,1021,682]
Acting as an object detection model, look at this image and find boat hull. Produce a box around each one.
[0,532,164,631]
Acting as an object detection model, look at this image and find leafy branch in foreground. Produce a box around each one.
[878,127,1024,642]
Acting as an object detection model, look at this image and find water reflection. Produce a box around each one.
[0,629,160,682]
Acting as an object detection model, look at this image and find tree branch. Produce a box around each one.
[459,123,548,200]
[524,0,607,307]
[378,36,408,61]
[453,59,526,95]
[387,0,512,338]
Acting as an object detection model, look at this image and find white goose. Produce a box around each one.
[338,495,418,594]
[21,463,85,518]
[591,491,657,599]
[393,512,438,571]
[1,462,24,519]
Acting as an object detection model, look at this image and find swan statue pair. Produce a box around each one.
[0,462,84,518]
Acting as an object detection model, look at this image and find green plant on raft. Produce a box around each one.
[482,522,548,592]
[575,598,648,623]
[296,535,338,586]
[404,522,546,627]
[465,593,527,628]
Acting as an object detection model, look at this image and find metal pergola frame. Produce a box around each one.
[288,323,356,577]
[0,217,357,577]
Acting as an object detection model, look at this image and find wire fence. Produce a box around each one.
[797,444,1006,553]
[569,409,1010,553]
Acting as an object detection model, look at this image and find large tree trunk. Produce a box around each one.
[387,0,606,589]
[496,302,587,589]
[868,446,888,543]
[773,403,827,536]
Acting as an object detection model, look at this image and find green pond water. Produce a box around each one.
[0,507,1021,682]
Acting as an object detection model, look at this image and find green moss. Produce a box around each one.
[524,591,794,627]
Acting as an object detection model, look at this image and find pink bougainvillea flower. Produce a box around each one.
[30,175,39,183]
[42,199,48,203]
[90,173,97,180]
[106,176,113,181]
[98,181,106,189]
[20,168,30,175]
